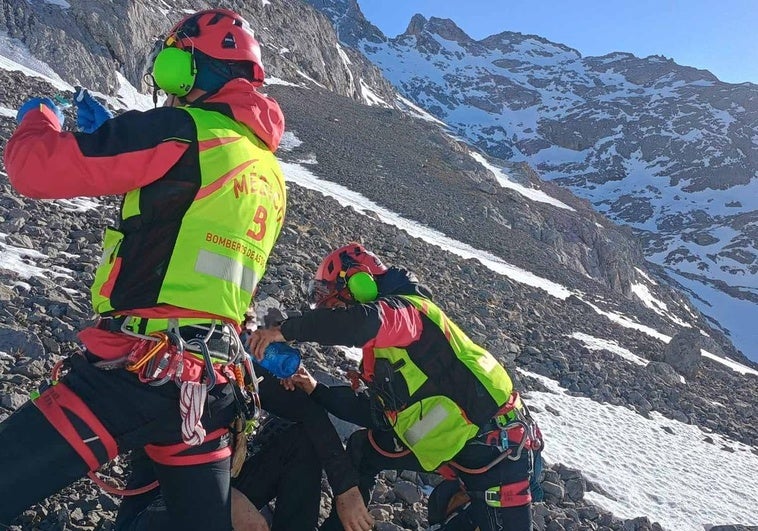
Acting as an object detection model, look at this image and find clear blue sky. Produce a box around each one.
[357,0,758,84]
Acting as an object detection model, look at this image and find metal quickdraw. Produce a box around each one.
[227,329,262,477]
[139,331,185,386]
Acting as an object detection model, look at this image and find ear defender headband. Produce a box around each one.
[152,39,197,97]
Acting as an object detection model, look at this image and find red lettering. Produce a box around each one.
[246,205,268,241]
[233,178,248,199]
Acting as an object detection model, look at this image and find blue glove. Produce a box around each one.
[16,97,65,127]
[74,87,113,133]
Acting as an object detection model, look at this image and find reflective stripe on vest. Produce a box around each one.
[194,249,258,293]
[373,295,514,470]
[403,402,448,446]
[91,106,285,321]
[393,396,480,471]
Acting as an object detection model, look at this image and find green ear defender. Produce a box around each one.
[347,271,379,303]
[152,47,197,97]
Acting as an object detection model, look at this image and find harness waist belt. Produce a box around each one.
[98,316,236,363]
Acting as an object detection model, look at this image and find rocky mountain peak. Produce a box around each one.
[306,0,385,45]
[587,52,721,86]
[403,13,427,36]
[403,14,472,44]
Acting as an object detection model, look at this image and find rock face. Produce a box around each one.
[0,0,397,105]
[305,0,758,361]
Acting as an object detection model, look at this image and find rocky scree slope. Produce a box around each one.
[1,67,757,530]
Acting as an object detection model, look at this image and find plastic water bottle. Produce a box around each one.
[255,342,301,378]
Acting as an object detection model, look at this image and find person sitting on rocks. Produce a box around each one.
[115,367,373,531]
[248,243,543,531]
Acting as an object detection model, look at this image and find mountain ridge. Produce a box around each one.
[305,0,758,361]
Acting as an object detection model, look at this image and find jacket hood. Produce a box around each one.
[377,267,434,299]
[194,78,285,152]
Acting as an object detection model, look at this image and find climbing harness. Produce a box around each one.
[31,317,262,496]
[434,392,542,508]
[448,392,542,473]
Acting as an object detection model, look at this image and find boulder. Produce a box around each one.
[663,330,702,378]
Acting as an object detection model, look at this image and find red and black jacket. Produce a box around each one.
[4,79,283,200]
[281,268,501,428]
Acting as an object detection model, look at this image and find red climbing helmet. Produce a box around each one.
[165,8,264,86]
[307,243,388,308]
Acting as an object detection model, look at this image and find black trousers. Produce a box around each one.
[319,429,532,531]
[0,354,237,530]
[116,422,323,531]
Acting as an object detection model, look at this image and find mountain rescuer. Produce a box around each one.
[249,243,543,531]
[0,8,297,529]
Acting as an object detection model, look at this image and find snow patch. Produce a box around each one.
[114,72,156,111]
[469,152,575,211]
[359,79,389,107]
[522,369,758,530]
[570,332,648,366]
[40,0,71,7]
[279,131,303,152]
[265,76,302,88]
[0,234,74,280]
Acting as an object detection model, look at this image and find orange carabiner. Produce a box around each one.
[126,333,170,373]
